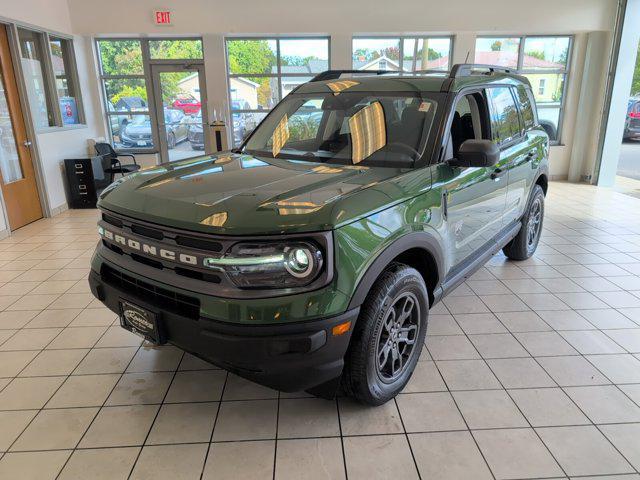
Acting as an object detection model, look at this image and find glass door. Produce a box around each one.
[150,64,210,163]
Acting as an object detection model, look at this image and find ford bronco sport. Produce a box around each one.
[89,64,549,405]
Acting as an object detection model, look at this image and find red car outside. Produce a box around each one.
[172,95,201,115]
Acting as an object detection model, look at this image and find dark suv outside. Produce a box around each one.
[89,64,549,405]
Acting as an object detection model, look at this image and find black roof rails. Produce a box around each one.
[310,70,394,82]
[449,64,512,78]
[413,69,450,75]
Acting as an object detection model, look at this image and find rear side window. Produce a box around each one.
[486,87,521,145]
[516,85,536,130]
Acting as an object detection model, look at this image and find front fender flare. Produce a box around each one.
[346,231,445,310]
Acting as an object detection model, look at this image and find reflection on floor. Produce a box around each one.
[0,182,640,479]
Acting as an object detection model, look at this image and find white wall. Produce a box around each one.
[66,0,615,36]
[0,0,72,33]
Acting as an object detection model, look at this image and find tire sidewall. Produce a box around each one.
[363,270,429,402]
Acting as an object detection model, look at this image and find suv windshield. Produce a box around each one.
[243,92,438,167]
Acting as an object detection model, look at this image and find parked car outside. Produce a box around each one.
[91,65,549,405]
[188,109,205,150]
[173,95,201,115]
[624,97,640,141]
[120,108,189,149]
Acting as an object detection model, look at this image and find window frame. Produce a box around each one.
[95,36,204,154]
[351,35,454,72]
[224,36,332,147]
[16,27,85,131]
[475,34,573,145]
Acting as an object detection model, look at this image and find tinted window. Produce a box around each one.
[516,86,536,129]
[487,87,521,145]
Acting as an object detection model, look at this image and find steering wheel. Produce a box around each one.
[386,142,420,158]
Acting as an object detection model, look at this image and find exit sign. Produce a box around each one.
[154,10,172,25]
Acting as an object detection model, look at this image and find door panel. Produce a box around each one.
[0,25,42,230]
[150,64,210,163]
[503,135,536,225]
[438,164,508,269]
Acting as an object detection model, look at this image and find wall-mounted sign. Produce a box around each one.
[154,10,172,25]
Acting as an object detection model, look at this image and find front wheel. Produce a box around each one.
[343,263,429,406]
[503,184,545,260]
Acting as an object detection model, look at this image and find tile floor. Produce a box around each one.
[0,181,640,479]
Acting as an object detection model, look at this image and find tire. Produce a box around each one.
[503,184,545,261]
[343,263,429,406]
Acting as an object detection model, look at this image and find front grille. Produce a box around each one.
[131,224,164,240]
[102,264,201,320]
[102,213,123,228]
[176,235,222,252]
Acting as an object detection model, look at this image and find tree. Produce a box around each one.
[227,40,275,74]
[632,42,640,96]
[527,50,546,61]
[491,40,503,51]
[227,40,276,107]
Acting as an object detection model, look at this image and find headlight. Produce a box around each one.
[204,241,323,289]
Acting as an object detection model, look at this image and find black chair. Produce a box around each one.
[94,142,140,182]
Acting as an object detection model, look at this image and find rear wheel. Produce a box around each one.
[343,263,429,406]
[503,184,545,260]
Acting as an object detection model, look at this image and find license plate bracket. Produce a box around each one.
[119,300,165,345]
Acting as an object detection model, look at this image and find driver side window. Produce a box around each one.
[445,93,489,160]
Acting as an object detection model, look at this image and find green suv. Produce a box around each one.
[89,64,548,405]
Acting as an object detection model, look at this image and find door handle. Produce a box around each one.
[491,167,506,180]
[23,140,32,147]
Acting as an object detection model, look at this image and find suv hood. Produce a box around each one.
[98,153,422,235]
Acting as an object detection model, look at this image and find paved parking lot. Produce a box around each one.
[617,141,640,181]
[0,181,639,479]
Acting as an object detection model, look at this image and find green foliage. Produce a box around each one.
[490,41,503,51]
[149,40,202,59]
[527,50,546,61]
[110,84,147,105]
[227,40,275,74]
[632,42,640,96]
[99,40,205,108]
[98,40,143,75]
[281,55,318,67]
[287,115,320,142]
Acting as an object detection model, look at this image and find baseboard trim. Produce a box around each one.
[0,228,9,240]
[50,203,69,217]
[549,174,569,181]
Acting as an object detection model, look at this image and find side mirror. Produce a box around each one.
[448,139,500,168]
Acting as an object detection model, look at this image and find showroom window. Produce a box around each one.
[17,28,84,129]
[352,36,453,72]
[96,39,152,150]
[96,38,203,153]
[225,37,330,146]
[475,36,572,143]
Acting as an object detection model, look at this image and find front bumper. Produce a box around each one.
[89,268,358,393]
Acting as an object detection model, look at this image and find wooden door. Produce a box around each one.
[0,25,42,230]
